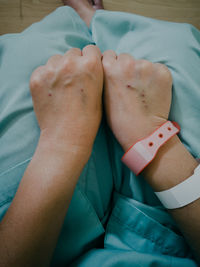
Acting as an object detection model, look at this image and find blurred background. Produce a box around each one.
[0,0,200,35]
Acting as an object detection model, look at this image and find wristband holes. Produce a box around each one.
[159,133,163,138]
[149,142,153,147]
[168,127,172,131]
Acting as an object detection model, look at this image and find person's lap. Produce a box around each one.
[0,6,199,266]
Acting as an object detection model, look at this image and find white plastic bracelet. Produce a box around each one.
[155,164,200,209]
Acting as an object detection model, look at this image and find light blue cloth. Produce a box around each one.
[0,6,199,266]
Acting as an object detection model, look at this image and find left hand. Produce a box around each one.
[102,51,173,151]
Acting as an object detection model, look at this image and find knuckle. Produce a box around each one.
[62,57,75,71]
[124,58,135,70]
[45,68,54,80]
[30,67,44,90]
[84,44,96,50]
[136,60,154,77]
[47,54,62,65]
[70,47,81,54]
[102,60,114,74]
[83,45,101,56]
[138,59,153,70]
[84,56,99,68]
[30,77,39,92]
[155,63,172,83]
[103,50,115,56]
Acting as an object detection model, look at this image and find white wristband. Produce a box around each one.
[155,164,200,209]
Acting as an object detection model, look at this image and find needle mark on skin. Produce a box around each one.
[80,88,87,104]
[141,92,148,109]
[140,90,145,98]
[126,84,136,90]
[142,100,148,109]
[48,93,52,97]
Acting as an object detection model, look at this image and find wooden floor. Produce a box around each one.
[0,0,200,35]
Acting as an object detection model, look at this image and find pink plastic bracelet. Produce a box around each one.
[121,121,180,175]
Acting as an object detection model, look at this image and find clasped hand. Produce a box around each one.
[30,45,172,161]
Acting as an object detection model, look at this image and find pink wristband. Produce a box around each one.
[121,121,180,175]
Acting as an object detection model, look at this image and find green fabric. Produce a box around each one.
[0,6,199,266]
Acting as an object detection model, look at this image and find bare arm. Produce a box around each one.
[0,45,103,267]
[0,136,87,267]
[102,51,200,263]
[143,135,200,262]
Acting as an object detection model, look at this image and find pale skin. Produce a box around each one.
[0,1,199,266]
[102,51,200,262]
[0,45,104,267]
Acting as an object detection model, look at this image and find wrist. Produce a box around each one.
[33,132,91,181]
[39,129,92,165]
[120,117,167,152]
[143,135,198,191]
[121,120,198,192]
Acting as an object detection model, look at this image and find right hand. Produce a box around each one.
[102,51,173,151]
[30,45,103,158]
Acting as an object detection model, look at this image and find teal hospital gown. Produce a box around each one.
[0,6,200,267]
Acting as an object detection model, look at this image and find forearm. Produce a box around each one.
[142,135,200,262]
[102,48,199,261]
[0,135,89,267]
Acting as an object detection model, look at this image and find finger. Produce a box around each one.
[134,60,154,85]
[30,65,46,93]
[135,59,153,70]
[117,53,134,62]
[47,54,62,67]
[102,50,117,67]
[64,48,82,58]
[31,65,45,81]
[153,63,172,84]
[154,62,170,74]
[82,45,102,60]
